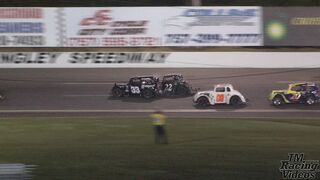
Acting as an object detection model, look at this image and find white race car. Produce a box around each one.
[193,84,246,107]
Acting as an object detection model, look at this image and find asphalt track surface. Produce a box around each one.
[0,68,319,118]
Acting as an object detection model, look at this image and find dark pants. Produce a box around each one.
[154,125,168,144]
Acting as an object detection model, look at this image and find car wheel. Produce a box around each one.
[230,96,242,106]
[272,96,283,106]
[197,97,209,107]
[0,93,5,101]
[142,89,154,99]
[305,96,315,105]
[112,87,124,97]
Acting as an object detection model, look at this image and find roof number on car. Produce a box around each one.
[164,84,173,91]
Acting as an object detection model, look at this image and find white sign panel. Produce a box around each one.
[0,8,59,46]
[163,7,262,46]
[62,7,164,47]
[0,52,319,68]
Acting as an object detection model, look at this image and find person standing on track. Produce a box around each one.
[150,110,168,144]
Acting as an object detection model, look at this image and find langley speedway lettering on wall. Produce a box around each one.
[0,52,320,68]
[0,53,61,64]
[1,52,320,68]
[0,52,170,67]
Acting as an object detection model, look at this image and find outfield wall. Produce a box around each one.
[0,52,319,68]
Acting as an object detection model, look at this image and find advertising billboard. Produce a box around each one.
[264,7,320,46]
[163,7,262,46]
[62,7,164,47]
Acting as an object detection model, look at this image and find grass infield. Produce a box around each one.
[0,117,319,180]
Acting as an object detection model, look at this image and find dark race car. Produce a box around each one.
[160,74,196,96]
[269,83,320,106]
[111,74,196,99]
[111,76,160,99]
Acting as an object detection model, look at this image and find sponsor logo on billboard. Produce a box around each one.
[77,10,148,36]
[0,22,43,33]
[165,8,258,29]
[291,17,320,25]
[0,8,42,19]
[79,10,112,26]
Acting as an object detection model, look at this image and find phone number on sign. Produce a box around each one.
[67,37,161,47]
[165,34,261,44]
[0,36,44,46]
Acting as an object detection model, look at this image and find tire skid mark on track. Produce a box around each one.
[63,82,115,85]
[277,81,320,84]
[63,94,111,97]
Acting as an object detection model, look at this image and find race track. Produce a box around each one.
[0,68,319,118]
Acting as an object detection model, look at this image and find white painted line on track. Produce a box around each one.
[277,81,320,84]
[0,109,320,113]
[62,82,115,85]
[63,94,111,97]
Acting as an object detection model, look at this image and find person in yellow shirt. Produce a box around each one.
[150,111,168,144]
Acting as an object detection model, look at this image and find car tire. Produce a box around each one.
[272,96,284,106]
[0,94,5,101]
[305,96,315,105]
[142,89,154,99]
[230,96,242,106]
[112,87,124,97]
[197,97,209,107]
